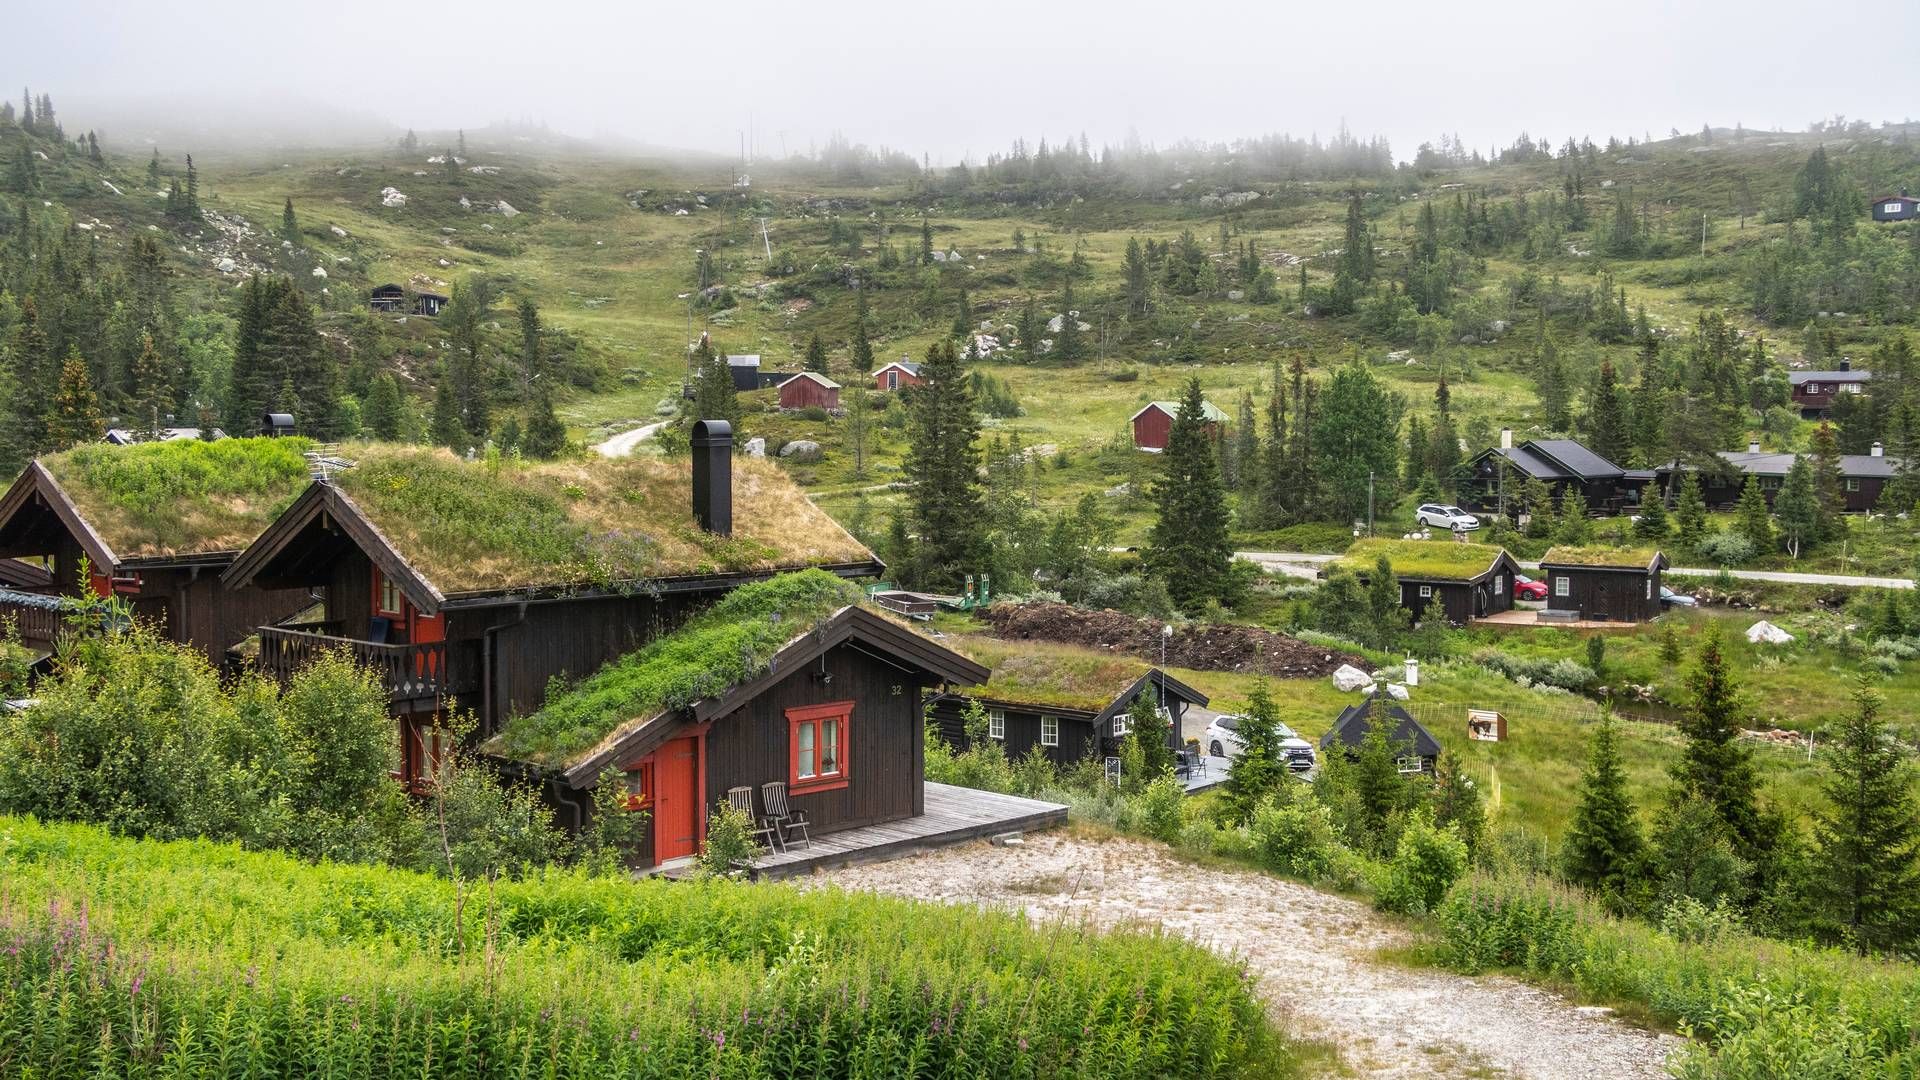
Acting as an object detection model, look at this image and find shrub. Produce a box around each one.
[697,800,758,877]
[1433,874,1586,974]
[1374,811,1469,915]
[1472,648,1595,692]
[1658,894,1744,945]
[1139,775,1188,842]
[1695,530,1757,567]
[1250,792,1343,883]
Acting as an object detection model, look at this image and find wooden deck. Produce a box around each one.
[732,782,1067,881]
[1478,609,1649,630]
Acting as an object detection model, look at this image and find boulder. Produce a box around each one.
[1384,683,1411,701]
[1332,664,1373,692]
[310,266,328,278]
[1746,620,1794,645]
[379,187,408,207]
[743,436,766,457]
[496,200,519,217]
[779,439,821,461]
[330,224,349,238]
[216,257,237,273]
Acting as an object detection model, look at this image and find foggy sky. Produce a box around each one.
[9,0,1917,163]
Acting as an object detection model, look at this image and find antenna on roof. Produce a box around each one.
[304,445,355,482]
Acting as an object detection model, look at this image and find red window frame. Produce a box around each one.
[372,568,405,618]
[404,720,451,793]
[622,760,655,812]
[787,700,853,794]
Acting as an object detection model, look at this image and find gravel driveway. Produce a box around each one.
[815,832,1678,1079]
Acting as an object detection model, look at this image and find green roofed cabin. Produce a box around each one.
[483,571,990,871]
[1539,546,1668,622]
[222,422,883,789]
[1336,538,1521,625]
[1320,695,1443,775]
[925,640,1208,768]
[0,437,319,662]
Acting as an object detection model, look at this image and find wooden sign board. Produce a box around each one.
[1467,709,1507,742]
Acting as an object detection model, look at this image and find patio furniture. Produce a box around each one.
[760,781,812,850]
[725,786,784,854]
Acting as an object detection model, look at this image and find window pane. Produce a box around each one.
[822,719,840,774]
[798,721,816,778]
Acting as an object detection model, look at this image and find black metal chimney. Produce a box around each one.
[1840,358,1851,372]
[261,412,295,437]
[690,419,733,536]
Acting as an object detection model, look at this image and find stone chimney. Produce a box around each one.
[1872,441,1885,458]
[1748,440,1761,454]
[690,419,733,536]
[1499,428,1513,450]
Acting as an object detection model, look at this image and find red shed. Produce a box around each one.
[1130,399,1228,452]
[872,358,925,391]
[779,372,841,412]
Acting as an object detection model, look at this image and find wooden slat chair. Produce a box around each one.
[760,781,811,850]
[725,786,784,854]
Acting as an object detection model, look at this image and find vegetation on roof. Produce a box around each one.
[952,636,1150,713]
[39,437,315,557]
[1541,545,1660,568]
[330,445,871,593]
[488,570,864,767]
[1337,538,1507,581]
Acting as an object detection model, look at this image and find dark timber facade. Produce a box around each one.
[1540,549,1668,623]
[926,669,1208,769]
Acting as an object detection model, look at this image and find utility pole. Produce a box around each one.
[1367,471,1376,536]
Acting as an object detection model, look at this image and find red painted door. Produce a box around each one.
[653,737,700,862]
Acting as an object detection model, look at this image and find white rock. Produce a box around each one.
[1384,683,1410,701]
[743,436,766,457]
[216,257,237,273]
[459,196,472,209]
[496,200,518,217]
[380,186,409,207]
[779,439,822,460]
[330,224,349,238]
[1745,620,1794,645]
[75,222,93,231]
[1332,664,1373,692]
[101,180,124,196]
[438,258,451,267]
[311,266,328,278]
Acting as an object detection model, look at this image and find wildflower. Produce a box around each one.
[130,973,143,998]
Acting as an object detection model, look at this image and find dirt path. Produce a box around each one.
[815,833,1678,1079]
[593,419,670,457]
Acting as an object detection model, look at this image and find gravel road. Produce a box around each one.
[815,832,1678,1079]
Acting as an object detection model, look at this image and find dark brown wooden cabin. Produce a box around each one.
[1540,547,1667,623]
[369,283,407,312]
[926,668,1207,769]
[1462,438,1654,517]
[525,606,987,869]
[222,430,883,789]
[1320,697,1442,775]
[1655,446,1896,514]
[1788,365,1870,419]
[0,457,312,661]
[1340,540,1520,626]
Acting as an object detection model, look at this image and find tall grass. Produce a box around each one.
[0,815,1289,1078]
[1434,873,1920,1079]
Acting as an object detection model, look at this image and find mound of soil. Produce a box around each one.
[976,602,1364,679]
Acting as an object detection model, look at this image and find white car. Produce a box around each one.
[1414,503,1482,531]
[1205,714,1316,771]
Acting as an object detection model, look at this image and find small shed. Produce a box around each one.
[1466,709,1506,742]
[778,372,841,412]
[1872,194,1918,222]
[727,355,765,391]
[1130,399,1228,453]
[873,359,925,392]
[414,291,448,317]
[1320,696,1442,775]
[1336,538,1520,625]
[370,283,407,312]
[1539,546,1667,623]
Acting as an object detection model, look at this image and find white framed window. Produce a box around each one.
[1040,715,1059,747]
[1396,756,1423,775]
[1646,579,1654,599]
[1887,202,1904,214]
[1843,383,1863,394]
[1112,709,1131,736]
[1846,478,1861,492]
[1555,576,1571,597]
[1418,585,1433,598]
[988,709,1005,741]
[1494,575,1505,594]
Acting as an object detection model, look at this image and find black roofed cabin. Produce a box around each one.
[369,283,407,312]
[414,290,448,316]
[1462,435,1653,517]
[1655,443,1897,513]
[1336,538,1520,625]
[1787,362,1871,418]
[0,438,318,663]
[1320,696,1442,775]
[1872,193,1918,222]
[1539,546,1667,623]
[926,645,1207,768]
[222,424,883,790]
[484,583,989,871]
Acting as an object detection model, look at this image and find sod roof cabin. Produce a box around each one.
[1539,546,1668,622]
[0,437,321,660]
[926,638,1207,766]
[484,570,988,869]
[1336,538,1521,625]
[1320,696,1442,775]
[221,426,883,786]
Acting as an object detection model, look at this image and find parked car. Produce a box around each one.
[1512,573,1548,601]
[1205,714,1316,771]
[1414,503,1482,531]
[1660,586,1698,608]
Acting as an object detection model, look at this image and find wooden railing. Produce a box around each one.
[0,598,66,645]
[256,626,472,702]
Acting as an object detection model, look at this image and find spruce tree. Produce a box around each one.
[281,198,299,245]
[517,298,544,390]
[363,372,403,440]
[901,340,985,589]
[850,287,874,375]
[1053,283,1084,364]
[1562,714,1644,900]
[1808,422,1847,540]
[1017,293,1042,365]
[1634,486,1670,540]
[1233,392,1261,497]
[1587,360,1631,465]
[522,387,568,459]
[1537,337,1572,430]
[429,377,467,450]
[1672,629,1768,871]
[688,335,740,427]
[1218,682,1285,825]
[1367,555,1409,645]
[1813,678,1920,952]
[47,350,104,449]
[1147,378,1233,614]
[225,276,275,429]
[1774,456,1821,557]
[127,332,170,439]
[183,154,200,218]
[2,296,52,466]
[1430,753,1485,855]
[1123,236,1151,316]
[1736,475,1773,553]
[146,149,161,187]
[1673,471,1708,550]
[951,287,972,339]
[804,332,829,374]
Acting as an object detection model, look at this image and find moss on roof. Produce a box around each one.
[329,445,872,594]
[949,636,1151,714]
[39,437,316,558]
[1541,545,1660,569]
[486,570,865,768]
[1337,538,1509,581]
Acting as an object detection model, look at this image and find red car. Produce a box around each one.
[1512,574,1548,601]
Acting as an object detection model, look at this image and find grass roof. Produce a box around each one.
[949,636,1151,714]
[329,445,872,594]
[39,437,316,558]
[1337,538,1508,581]
[486,570,864,768]
[1541,545,1660,569]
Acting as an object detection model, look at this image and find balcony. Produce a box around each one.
[0,593,69,647]
[256,625,474,704]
